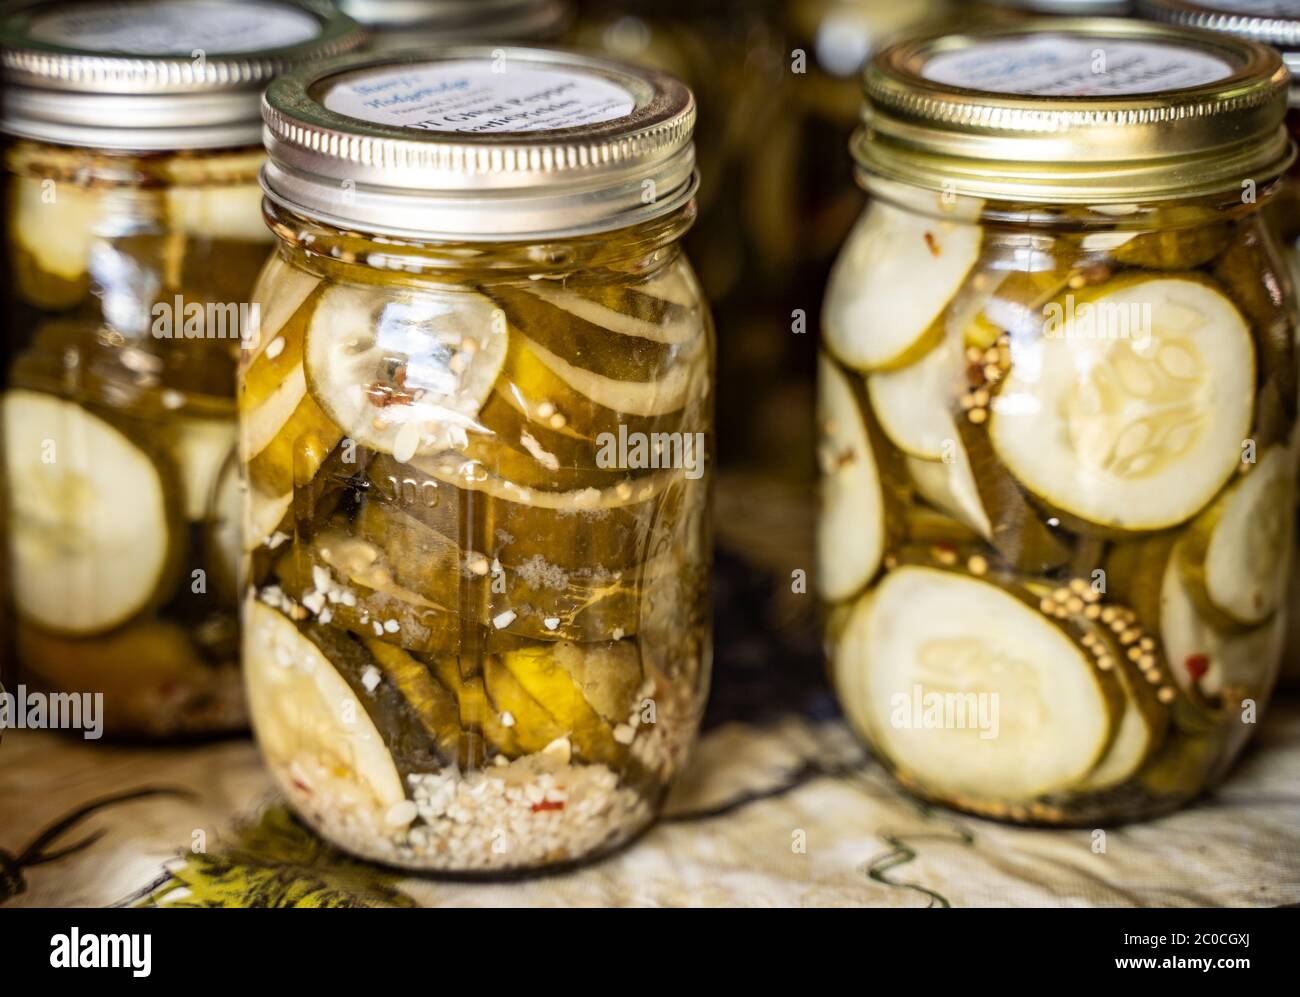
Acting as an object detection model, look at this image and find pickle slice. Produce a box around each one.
[491,285,682,377]
[1160,541,1287,702]
[1077,648,1168,792]
[906,452,992,540]
[246,392,342,496]
[354,501,646,642]
[867,330,962,460]
[1179,446,1294,629]
[372,451,683,575]
[4,390,177,635]
[990,275,1255,532]
[497,644,623,767]
[241,282,319,411]
[817,354,887,601]
[208,448,241,604]
[248,252,323,362]
[273,534,525,657]
[9,174,100,303]
[303,284,507,459]
[166,185,271,244]
[837,565,1121,802]
[424,654,521,759]
[171,416,236,521]
[245,599,407,811]
[822,199,982,371]
[359,637,462,767]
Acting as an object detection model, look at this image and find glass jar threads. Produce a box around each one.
[245,47,713,872]
[0,0,364,739]
[822,18,1297,822]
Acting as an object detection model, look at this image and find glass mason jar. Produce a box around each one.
[338,0,568,50]
[822,19,1298,823]
[1137,4,1300,687]
[245,48,713,872]
[0,0,364,739]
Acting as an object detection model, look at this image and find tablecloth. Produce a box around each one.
[1,473,1297,908]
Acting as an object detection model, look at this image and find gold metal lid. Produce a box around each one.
[855,16,1293,203]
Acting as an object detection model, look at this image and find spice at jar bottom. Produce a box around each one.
[822,17,1299,824]
[0,0,364,740]
[246,47,713,873]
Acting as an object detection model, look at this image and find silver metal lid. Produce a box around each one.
[0,0,365,150]
[1141,1,1300,98]
[261,46,698,241]
[339,0,568,40]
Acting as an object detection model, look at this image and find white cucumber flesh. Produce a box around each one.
[817,355,885,601]
[989,277,1254,532]
[304,285,506,459]
[245,599,406,812]
[823,199,982,371]
[838,566,1115,801]
[4,390,172,635]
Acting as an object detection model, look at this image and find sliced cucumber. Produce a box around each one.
[208,448,241,603]
[838,566,1118,801]
[867,330,962,460]
[1179,447,1294,628]
[248,252,322,362]
[166,185,271,243]
[906,451,991,540]
[817,354,885,601]
[1076,645,1167,792]
[1160,541,1287,701]
[172,416,236,521]
[245,599,407,812]
[823,199,982,371]
[303,285,506,459]
[4,390,175,635]
[10,174,100,284]
[990,275,1255,532]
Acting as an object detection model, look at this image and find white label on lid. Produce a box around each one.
[322,61,637,133]
[922,36,1235,96]
[28,0,321,55]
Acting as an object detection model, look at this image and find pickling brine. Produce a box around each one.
[823,18,1298,822]
[245,47,712,872]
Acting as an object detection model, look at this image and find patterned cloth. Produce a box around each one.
[2,475,1297,907]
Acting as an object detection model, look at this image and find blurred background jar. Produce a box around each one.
[244,48,712,872]
[0,0,364,739]
[1138,0,1300,689]
[338,0,569,49]
[822,18,1297,822]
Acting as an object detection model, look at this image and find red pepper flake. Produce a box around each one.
[1184,654,1210,682]
[531,799,565,813]
[291,778,312,795]
[923,231,941,257]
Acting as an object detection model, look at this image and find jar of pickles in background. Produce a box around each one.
[0,0,364,738]
[822,19,1297,822]
[245,48,712,871]
[962,0,1135,22]
[338,0,569,50]
[1137,3,1300,687]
